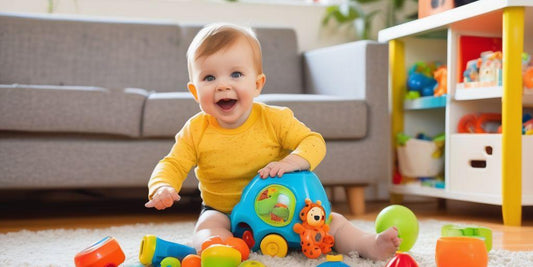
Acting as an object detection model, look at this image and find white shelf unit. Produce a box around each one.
[379,0,533,225]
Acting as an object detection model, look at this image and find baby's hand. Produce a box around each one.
[144,186,181,210]
[258,161,297,179]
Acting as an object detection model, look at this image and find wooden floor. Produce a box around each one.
[1,188,532,251]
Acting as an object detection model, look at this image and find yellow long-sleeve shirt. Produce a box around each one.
[148,102,326,213]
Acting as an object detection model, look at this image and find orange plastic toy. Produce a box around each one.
[182,254,201,267]
[435,236,488,267]
[433,66,448,97]
[293,199,334,259]
[74,236,125,267]
[201,236,250,261]
[457,113,501,133]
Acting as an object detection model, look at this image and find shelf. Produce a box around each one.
[404,95,447,110]
[391,184,533,205]
[455,84,533,106]
[390,184,446,198]
[378,0,533,42]
[455,84,502,100]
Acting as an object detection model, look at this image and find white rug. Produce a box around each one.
[1,219,531,267]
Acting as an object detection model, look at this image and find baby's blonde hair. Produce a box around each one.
[187,23,263,81]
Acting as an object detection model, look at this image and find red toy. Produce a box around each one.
[74,236,125,267]
[293,199,334,259]
[386,252,419,267]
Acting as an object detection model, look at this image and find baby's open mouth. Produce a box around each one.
[216,98,237,110]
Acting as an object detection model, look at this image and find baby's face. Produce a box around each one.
[189,37,265,129]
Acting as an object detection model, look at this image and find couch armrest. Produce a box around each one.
[304,41,391,187]
[303,40,388,102]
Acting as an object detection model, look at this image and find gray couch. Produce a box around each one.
[0,12,390,214]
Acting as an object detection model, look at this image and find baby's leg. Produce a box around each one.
[192,210,233,253]
[329,212,400,261]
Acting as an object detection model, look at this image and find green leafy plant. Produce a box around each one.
[323,0,418,40]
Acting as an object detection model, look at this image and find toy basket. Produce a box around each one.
[397,138,444,177]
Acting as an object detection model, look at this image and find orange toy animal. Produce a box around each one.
[293,199,334,259]
[433,66,447,96]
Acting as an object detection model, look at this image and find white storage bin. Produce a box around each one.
[397,138,444,177]
[449,134,533,197]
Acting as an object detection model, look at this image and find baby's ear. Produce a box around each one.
[255,73,266,96]
[187,82,199,102]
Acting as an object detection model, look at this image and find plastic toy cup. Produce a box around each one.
[139,235,196,266]
[375,205,419,252]
[74,236,125,267]
[441,224,492,251]
[435,236,488,267]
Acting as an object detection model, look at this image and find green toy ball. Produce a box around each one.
[239,260,266,267]
[375,204,419,252]
[160,256,181,267]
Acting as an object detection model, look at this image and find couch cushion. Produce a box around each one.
[256,94,367,139]
[142,92,200,137]
[0,84,147,137]
[0,133,198,189]
[0,14,186,92]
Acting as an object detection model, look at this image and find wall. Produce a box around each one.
[0,0,358,52]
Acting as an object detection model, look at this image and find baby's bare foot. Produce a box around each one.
[372,226,401,261]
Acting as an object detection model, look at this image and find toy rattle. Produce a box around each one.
[139,235,196,266]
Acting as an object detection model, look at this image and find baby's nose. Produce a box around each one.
[216,80,231,91]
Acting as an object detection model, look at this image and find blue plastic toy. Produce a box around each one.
[407,72,437,97]
[316,255,350,267]
[230,171,331,257]
[139,235,196,267]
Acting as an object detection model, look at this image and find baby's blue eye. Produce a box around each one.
[231,72,243,78]
[203,75,215,82]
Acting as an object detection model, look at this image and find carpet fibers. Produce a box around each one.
[1,219,531,266]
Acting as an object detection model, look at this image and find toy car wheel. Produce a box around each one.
[260,234,288,257]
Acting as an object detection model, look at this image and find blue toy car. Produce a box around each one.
[230,171,331,257]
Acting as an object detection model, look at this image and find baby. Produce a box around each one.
[145,22,400,261]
